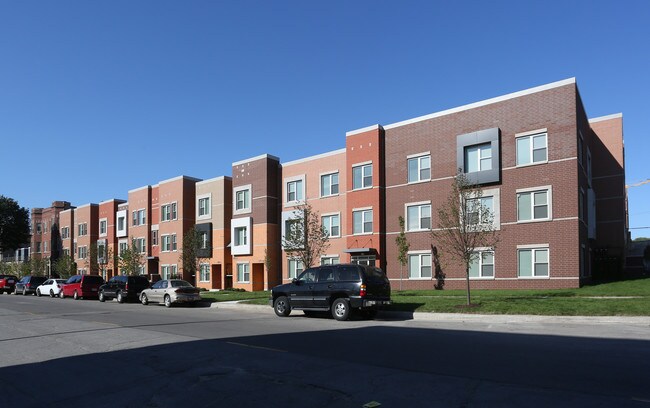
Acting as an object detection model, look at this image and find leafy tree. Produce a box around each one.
[633,237,650,242]
[179,227,207,283]
[430,171,500,306]
[84,243,99,275]
[395,215,410,291]
[118,239,145,276]
[29,257,48,276]
[0,196,30,253]
[282,203,330,269]
[53,254,76,279]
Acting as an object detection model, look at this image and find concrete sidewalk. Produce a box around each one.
[209,300,650,325]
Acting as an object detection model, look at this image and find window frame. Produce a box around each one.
[320,172,340,197]
[287,258,304,280]
[233,185,252,215]
[517,245,550,278]
[405,202,431,232]
[516,186,552,223]
[237,263,250,283]
[199,263,210,282]
[99,219,107,236]
[285,176,305,204]
[407,153,431,184]
[464,143,492,173]
[352,163,373,190]
[352,208,373,235]
[516,131,548,167]
[321,213,341,238]
[469,249,495,279]
[408,251,432,279]
[197,194,211,219]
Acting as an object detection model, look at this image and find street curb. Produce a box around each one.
[206,301,650,324]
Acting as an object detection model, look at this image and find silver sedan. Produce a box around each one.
[139,279,201,307]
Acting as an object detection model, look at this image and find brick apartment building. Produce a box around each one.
[30,201,72,274]
[30,78,626,290]
[73,204,99,275]
[97,199,126,280]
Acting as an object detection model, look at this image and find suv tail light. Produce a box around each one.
[360,284,367,298]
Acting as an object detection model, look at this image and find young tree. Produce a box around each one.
[84,243,99,275]
[119,239,145,276]
[0,196,30,253]
[53,254,76,279]
[430,171,500,306]
[395,215,410,291]
[282,203,330,269]
[29,257,48,276]
[179,227,207,283]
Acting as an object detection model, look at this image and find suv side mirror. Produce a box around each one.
[292,278,299,285]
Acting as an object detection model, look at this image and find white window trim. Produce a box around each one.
[466,188,501,230]
[469,249,495,280]
[321,212,341,238]
[517,245,550,279]
[407,250,432,280]
[515,128,548,138]
[516,186,552,224]
[405,201,432,232]
[196,193,212,220]
[320,171,340,198]
[236,262,250,283]
[515,131,549,168]
[352,208,373,235]
[284,174,306,206]
[352,162,373,191]
[99,218,108,237]
[231,217,252,256]
[407,153,432,184]
[233,184,252,215]
[199,263,210,282]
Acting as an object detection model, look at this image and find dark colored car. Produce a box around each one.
[0,274,18,294]
[99,275,150,303]
[14,275,48,296]
[60,274,104,300]
[271,264,391,321]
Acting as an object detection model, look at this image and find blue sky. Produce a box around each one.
[1,1,649,237]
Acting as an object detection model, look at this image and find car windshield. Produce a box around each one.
[170,280,192,288]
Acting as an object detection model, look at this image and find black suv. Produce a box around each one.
[98,275,150,303]
[271,264,391,321]
[14,276,48,296]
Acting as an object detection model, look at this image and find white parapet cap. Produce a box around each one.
[232,153,281,167]
[128,185,151,194]
[346,78,577,134]
[589,113,623,123]
[158,175,203,185]
[99,198,127,205]
[196,175,231,186]
[282,148,346,167]
[346,124,383,138]
[75,203,98,210]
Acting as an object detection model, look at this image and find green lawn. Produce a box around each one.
[201,278,650,316]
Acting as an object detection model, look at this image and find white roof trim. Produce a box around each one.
[75,203,98,209]
[99,199,126,205]
[232,154,280,166]
[383,78,576,131]
[282,148,346,167]
[589,113,623,123]
[128,185,151,194]
[346,124,381,137]
[196,175,230,185]
[159,175,202,185]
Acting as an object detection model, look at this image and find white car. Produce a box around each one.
[36,279,68,297]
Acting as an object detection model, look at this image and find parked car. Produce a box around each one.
[99,275,150,303]
[14,276,48,296]
[270,264,392,321]
[0,274,18,294]
[36,279,67,297]
[139,279,201,307]
[60,274,104,300]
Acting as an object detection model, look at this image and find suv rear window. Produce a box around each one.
[336,266,361,282]
[362,266,387,284]
[82,276,104,284]
[128,276,149,285]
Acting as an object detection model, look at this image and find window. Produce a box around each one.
[406,204,431,231]
[161,203,177,222]
[132,211,137,226]
[36,223,42,234]
[61,227,69,239]
[408,155,431,183]
[152,230,158,246]
[466,197,494,225]
[234,186,251,213]
[465,143,492,173]
[321,173,339,197]
[586,148,592,186]
[321,214,340,237]
[237,263,250,283]
[200,264,210,282]
[469,251,494,278]
[352,164,372,190]
[517,189,550,222]
[200,231,209,249]
[44,242,48,253]
[286,179,303,203]
[161,235,177,252]
[198,197,210,217]
[409,253,432,278]
[78,223,87,236]
[117,213,126,236]
[138,209,146,225]
[579,189,585,221]
[78,246,88,259]
[321,256,340,265]
[97,241,106,263]
[516,133,547,166]
[99,219,107,236]
[135,238,146,254]
[288,259,304,279]
[35,242,41,253]
[518,247,549,277]
[353,209,373,234]
[578,132,584,166]
[119,241,128,255]
[161,265,176,280]
[234,227,247,246]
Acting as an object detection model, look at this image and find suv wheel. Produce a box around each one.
[332,298,350,321]
[99,291,105,302]
[117,291,124,304]
[274,296,291,317]
[164,295,172,308]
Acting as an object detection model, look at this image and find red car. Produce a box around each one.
[0,275,18,294]
[60,274,104,300]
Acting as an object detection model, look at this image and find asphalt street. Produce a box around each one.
[1,293,649,408]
